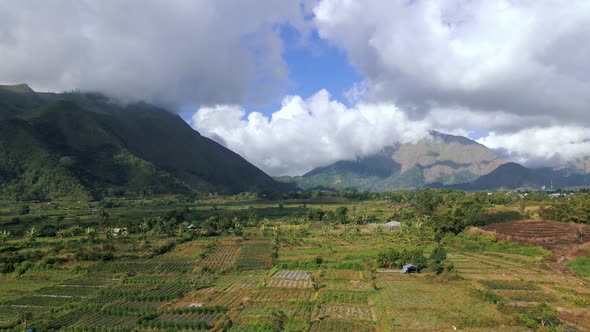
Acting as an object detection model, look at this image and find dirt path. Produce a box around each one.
[368,297,378,322]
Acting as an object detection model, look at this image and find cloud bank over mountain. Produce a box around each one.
[192,90,430,176]
[1,0,589,175]
[193,1,590,175]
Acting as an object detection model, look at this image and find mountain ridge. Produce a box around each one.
[278,130,507,191]
[0,84,288,200]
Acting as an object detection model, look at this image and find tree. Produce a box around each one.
[429,246,448,275]
[271,236,280,261]
[0,230,10,245]
[335,207,349,224]
[103,227,114,239]
[139,221,150,236]
[56,229,68,239]
[400,248,428,269]
[377,248,400,268]
[19,204,30,215]
[413,189,442,215]
[85,227,97,242]
[24,226,40,244]
[97,208,110,225]
[311,271,323,291]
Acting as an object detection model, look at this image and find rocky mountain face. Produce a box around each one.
[278,131,506,191]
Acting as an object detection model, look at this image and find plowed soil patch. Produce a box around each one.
[482,220,590,250]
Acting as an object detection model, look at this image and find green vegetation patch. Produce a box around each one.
[237,240,271,270]
[480,280,539,291]
[321,290,369,305]
[567,257,590,277]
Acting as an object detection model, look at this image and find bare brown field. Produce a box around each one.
[482,220,590,250]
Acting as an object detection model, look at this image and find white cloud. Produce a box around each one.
[191,90,430,176]
[191,88,590,175]
[478,127,590,167]
[4,0,590,175]
[0,1,308,107]
[314,0,590,124]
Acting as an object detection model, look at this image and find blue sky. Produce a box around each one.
[278,28,361,108]
[181,26,361,121]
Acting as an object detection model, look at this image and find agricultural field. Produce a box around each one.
[0,190,589,331]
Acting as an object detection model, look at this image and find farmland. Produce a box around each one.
[0,190,589,331]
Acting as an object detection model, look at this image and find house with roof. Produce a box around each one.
[382,220,401,231]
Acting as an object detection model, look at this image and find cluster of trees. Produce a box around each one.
[377,246,454,275]
[538,194,590,224]
[306,206,380,225]
[398,189,529,239]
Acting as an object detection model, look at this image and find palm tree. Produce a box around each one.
[102,227,113,239]
[0,230,10,245]
[24,226,40,244]
[85,227,97,241]
[139,221,149,235]
[56,229,68,239]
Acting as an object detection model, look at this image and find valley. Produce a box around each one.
[0,191,589,331]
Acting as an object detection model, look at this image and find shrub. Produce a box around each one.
[429,246,448,275]
[14,260,32,277]
[469,210,524,227]
[377,248,400,268]
[521,303,560,329]
[377,248,427,269]
[314,255,323,265]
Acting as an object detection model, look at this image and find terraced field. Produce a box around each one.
[198,241,242,273]
[1,218,589,331]
[268,269,311,288]
[449,250,590,330]
[236,240,271,270]
[483,220,590,250]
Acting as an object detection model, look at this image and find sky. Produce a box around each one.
[1,0,590,176]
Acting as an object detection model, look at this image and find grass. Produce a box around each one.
[479,280,540,291]
[568,257,590,277]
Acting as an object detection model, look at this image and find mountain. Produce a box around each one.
[0,84,286,200]
[441,162,590,190]
[556,156,590,175]
[278,131,506,191]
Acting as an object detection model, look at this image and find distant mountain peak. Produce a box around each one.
[280,131,506,191]
[0,83,34,94]
[428,130,480,146]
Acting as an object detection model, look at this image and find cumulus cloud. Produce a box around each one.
[314,0,590,124]
[191,90,430,176]
[478,127,590,168]
[191,88,590,175]
[0,0,307,107]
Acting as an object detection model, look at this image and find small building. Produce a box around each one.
[112,227,128,236]
[383,220,401,231]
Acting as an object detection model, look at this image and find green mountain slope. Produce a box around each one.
[278,131,506,191]
[436,163,590,190]
[0,84,286,200]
